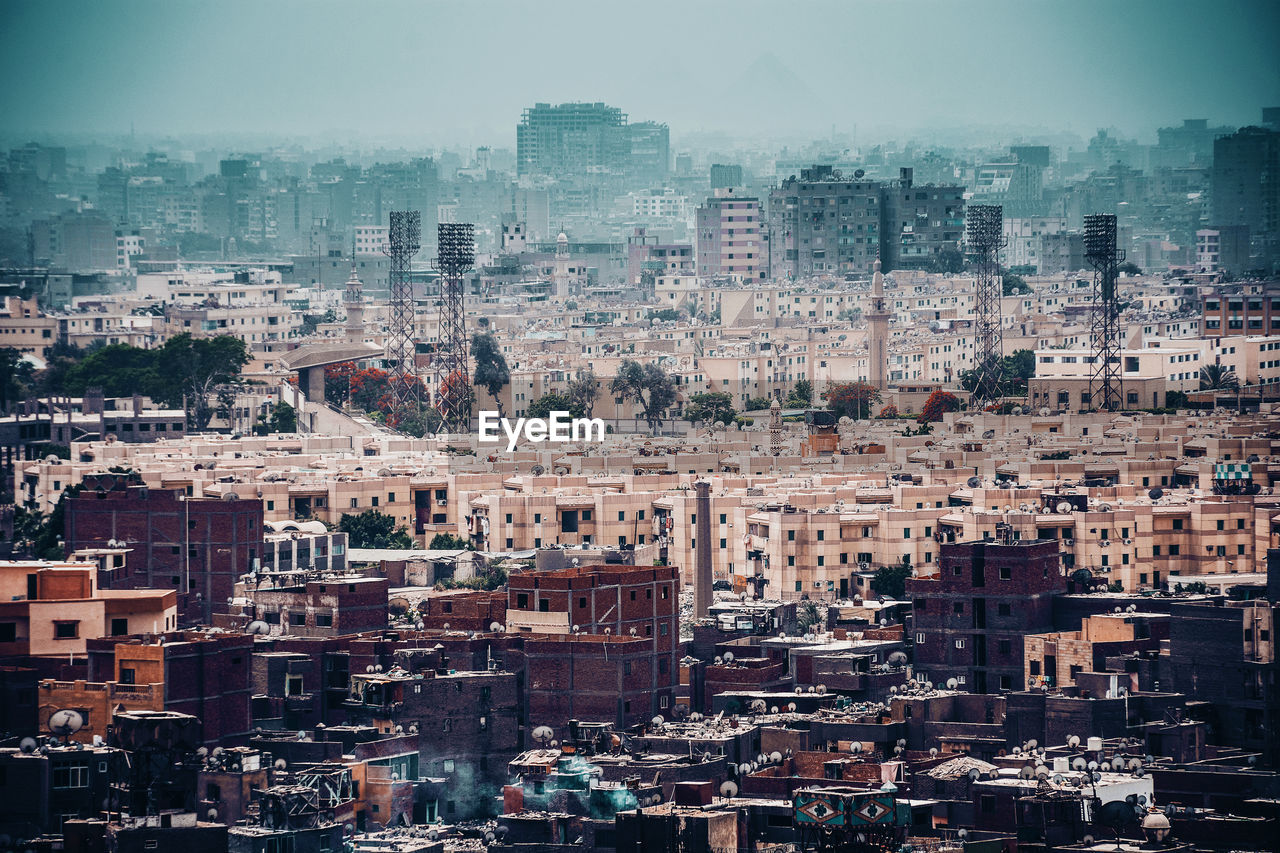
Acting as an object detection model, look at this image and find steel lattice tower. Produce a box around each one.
[386,211,421,410]
[1085,214,1124,412]
[434,222,476,432]
[967,204,1006,405]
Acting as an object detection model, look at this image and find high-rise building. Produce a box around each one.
[628,121,670,184]
[710,164,744,190]
[768,165,965,277]
[1212,125,1280,270]
[516,102,629,178]
[880,168,967,271]
[695,189,764,281]
[767,166,881,278]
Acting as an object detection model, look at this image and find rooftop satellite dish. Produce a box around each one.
[1068,735,1081,747]
[48,710,85,736]
[1148,487,1164,500]
[1056,501,1072,514]
[720,781,738,799]
[223,492,239,501]
[531,465,545,476]
[19,737,37,754]
[982,430,996,439]
[966,476,982,488]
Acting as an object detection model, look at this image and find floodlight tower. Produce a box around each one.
[434,222,476,432]
[386,211,421,410]
[967,204,1007,406]
[1085,214,1124,412]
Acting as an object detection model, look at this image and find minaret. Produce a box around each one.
[866,258,891,391]
[553,231,571,298]
[769,397,783,456]
[343,243,364,342]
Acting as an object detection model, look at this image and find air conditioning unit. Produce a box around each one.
[1123,538,1132,545]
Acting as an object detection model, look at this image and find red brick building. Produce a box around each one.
[65,485,263,626]
[907,538,1063,694]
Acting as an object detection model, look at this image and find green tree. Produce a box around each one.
[1117,261,1142,276]
[745,396,774,410]
[64,343,160,398]
[785,379,813,407]
[38,341,85,396]
[0,348,34,413]
[527,392,584,420]
[387,405,443,437]
[1002,272,1030,295]
[648,307,682,322]
[1165,390,1189,409]
[15,485,84,559]
[429,532,473,550]
[157,334,251,429]
[959,348,1037,398]
[873,563,911,600]
[471,331,511,415]
[929,247,966,274]
[823,382,880,420]
[1199,364,1239,391]
[299,308,338,336]
[684,391,737,426]
[797,601,822,632]
[566,369,600,418]
[254,401,297,435]
[611,359,676,433]
[338,510,414,549]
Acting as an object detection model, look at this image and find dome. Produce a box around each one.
[557,232,568,243]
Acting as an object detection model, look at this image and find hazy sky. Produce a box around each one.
[2,0,1277,146]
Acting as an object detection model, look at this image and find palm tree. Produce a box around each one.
[1199,364,1239,391]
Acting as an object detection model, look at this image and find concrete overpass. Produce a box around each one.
[278,342,384,402]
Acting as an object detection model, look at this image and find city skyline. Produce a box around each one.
[2,0,1277,146]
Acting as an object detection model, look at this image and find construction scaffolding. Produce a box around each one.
[967,204,1006,406]
[386,211,422,410]
[434,222,476,432]
[1085,213,1124,412]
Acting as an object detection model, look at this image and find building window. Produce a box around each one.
[52,763,90,789]
[53,621,79,640]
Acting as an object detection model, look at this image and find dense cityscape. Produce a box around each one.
[1,1,1279,851]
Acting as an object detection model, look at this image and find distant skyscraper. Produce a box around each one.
[1213,125,1280,270]
[768,165,881,278]
[628,121,670,184]
[710,164,744,190]
[516,102,629,178]
[769,166,965,277]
